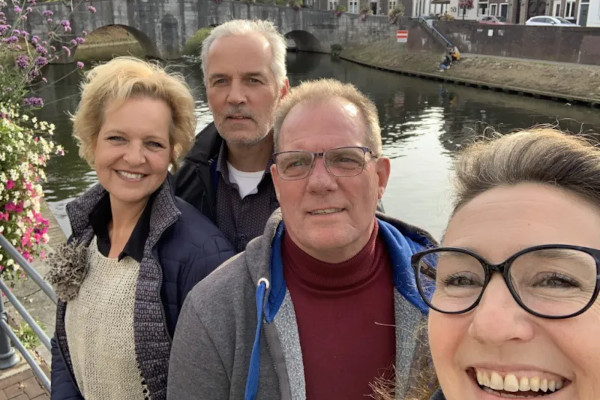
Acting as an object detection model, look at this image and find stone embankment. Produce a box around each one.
[341,39,600,107]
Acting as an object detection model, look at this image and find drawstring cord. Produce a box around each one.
[244,277,270,400]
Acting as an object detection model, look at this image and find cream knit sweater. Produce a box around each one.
[65,237,148,399]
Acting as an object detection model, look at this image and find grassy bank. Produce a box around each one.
[342,39,600,102]
[74,26,144,63]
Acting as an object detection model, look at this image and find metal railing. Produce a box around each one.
[0,234,56,391]
[416,17,454,48]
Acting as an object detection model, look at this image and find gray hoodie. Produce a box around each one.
[167,209,435,400]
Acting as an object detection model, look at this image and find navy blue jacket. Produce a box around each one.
[50,178,235,399]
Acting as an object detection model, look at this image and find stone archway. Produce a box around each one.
[284,30,322,52]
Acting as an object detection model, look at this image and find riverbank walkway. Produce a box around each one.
[342,52,600,108]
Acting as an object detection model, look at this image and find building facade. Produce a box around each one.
[306,0,598,25]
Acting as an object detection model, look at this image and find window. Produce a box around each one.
[389,0,396,10]
[349,0,358,12]
[554,2,560,16]
[478,1,488,15]
[500,3,507,17]
[328,0,338,10]
[565,0,576,18]
[490,3,497,15]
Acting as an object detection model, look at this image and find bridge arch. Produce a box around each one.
[78,25,161,59]
[284,30,322,52]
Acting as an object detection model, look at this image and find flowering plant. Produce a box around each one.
[388,5,404,23]
[0,0,92,108]
[0,104,63,281]
[0,0,94,281]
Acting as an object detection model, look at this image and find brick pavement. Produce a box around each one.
[0,364,49,400]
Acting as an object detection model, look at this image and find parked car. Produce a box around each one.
[478,15,509,24]
[525,16,579,26]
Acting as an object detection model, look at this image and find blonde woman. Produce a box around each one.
[48,57,234,400]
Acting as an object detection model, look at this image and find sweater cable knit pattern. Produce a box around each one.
[54,180,179,400]
[65,237,145,399]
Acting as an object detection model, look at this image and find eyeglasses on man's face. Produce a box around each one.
[272,146,376,181]
[412,244,600,319]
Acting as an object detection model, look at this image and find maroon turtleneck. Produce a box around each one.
[282,221,396,399]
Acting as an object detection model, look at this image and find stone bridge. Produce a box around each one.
[20,0,401,59]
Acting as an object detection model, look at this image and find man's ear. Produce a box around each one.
[376,157,391,200]
[270,164,281,201]
[280,78,290,100]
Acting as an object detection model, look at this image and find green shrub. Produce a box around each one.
[15,321,45,350]
[183,27,214,56]
[388,5,404,17]
[330,43,343,58]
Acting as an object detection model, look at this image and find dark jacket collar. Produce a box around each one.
[182,122,223,165]
[89,192,156,263]
[67,174,179,242]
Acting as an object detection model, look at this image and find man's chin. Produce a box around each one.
[221,131,271,147]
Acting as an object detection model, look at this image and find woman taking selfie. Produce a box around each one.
[48,57,234,400]
[413,128,600,400]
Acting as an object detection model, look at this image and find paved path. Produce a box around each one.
[0,361,49,400]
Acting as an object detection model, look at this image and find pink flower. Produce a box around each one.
[6,180,15,190]
[76,61,84,69]
[21,232,31,248]
[88,5,96,13]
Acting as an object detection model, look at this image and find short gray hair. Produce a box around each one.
[201,19,287,89]
[273,79,382,155]
[452,128,600,215]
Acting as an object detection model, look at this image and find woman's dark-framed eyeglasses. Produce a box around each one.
[412,244,600,319]
[272,146,376,181]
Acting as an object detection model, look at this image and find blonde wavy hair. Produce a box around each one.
[72,56,196,169]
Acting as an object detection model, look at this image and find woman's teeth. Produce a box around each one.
[118,171,144,179]
[476,370,563,394]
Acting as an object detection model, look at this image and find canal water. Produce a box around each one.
[38,52,600,240]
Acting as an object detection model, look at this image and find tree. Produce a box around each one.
[458,0,474,19]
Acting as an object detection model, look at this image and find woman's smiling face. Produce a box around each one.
[429,182,600,400]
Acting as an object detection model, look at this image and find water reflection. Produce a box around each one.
[37,53,600,239]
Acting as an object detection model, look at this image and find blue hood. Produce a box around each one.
[244,217,434,399]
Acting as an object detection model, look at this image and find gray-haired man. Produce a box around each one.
[175,19,289,252]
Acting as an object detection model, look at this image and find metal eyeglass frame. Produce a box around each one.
[411,244,600,319]
[272,146,376,181]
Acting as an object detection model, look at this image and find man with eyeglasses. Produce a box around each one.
[168,79,437,400]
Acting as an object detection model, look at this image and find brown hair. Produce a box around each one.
[452,127,600,215]
[72,56,196,169]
